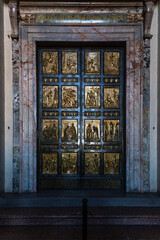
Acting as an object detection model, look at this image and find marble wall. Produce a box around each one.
[158,2,160,191]
[9,3,152,193]
[13,40,20,192]
[143,39,150,192]
[0,0,4,192]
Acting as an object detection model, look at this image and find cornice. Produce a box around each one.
[6,0,158,40]
[4,0,158,6]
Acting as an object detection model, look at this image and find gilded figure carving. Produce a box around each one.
[43,153,57,174]
[62,86,77,108]
[85,120,100,141]
[62,153,77,174]
[43,86,58,108]
[62,52,77,74]
[104,52,120,75]
[85,153,100,174]
[85,86,100,108]
[43,52,58,74]
[62,120,78,141]
[104,87,119,108]
[43,119,58,141]
[104,120,119,142]
[104,153,119,174]
[85,52,100,74]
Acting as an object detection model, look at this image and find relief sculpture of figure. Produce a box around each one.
[85,153,100,174]
[114,122,119,141]
[62,153,77,174]
[86,121,100,141]
[43,86,58,108]
[85,86,100,108]
[85,52,100,74]
[104,120,119,142]
[86,123,92,141]
[43,154,57,174]
[104,52,119,75]
[104,87,119,108]
[62,86,77,108]
[104,122,109,142]
[63,123,77,141]
[104,153,119,175]
[66,56,77,73]
[43,52,58,74]
[88,56,97,73]
[109,121,114,141]
[62,52,77,74]
[43,120,58,141]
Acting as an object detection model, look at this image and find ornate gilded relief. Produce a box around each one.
[104,87,119,108]
[85,52,100,74]
[43,153,57,174]
[43,52,58,74]
[62,153,77,174]
[85,153,100,174]
[104,52,120,75]
[62,52,77,74]
[104,120,119,142]
[43,119,58,141]
[43,86,58,108]
[62,86,77,108]
[62,120,78,141]
[85,86,100,108]
[104,153,119,174]
[85,120,100,141]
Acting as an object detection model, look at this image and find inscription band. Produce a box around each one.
[36,14,126,23]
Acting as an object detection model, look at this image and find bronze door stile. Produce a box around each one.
[37,46,125,191]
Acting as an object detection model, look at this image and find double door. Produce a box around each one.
[38,47,125,191]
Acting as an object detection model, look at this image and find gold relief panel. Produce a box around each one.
[43,119,58,141]
[43,86,58,108]
[104,87,119,108]
[104,52,120,75]
[85,52,100,75]
[62,52,77,74]
[85,153,100,175]
[62,153,77,174]
[62,120,78,141]
[85,120,100,142]
[43,52,58,74]
[62,86,77,108]
[85,86,100,108]
[42,153,58,174]
[104,153,119,174]
[104,120,119,142]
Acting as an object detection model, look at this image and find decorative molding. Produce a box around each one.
[18,1,144,7]
[127,13,143,23]
[19,13,36,23]
[144,1,155,39]
[8,0,18,39]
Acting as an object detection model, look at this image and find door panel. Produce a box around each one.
[38,47,125,191]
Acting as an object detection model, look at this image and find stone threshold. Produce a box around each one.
[0,192,160,207]
[0,206,160,226]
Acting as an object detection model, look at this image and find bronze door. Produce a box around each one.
[38,47,125,191]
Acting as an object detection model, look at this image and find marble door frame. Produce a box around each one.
[19,23,143,192]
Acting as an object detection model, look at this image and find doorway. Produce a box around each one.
[37,46,125,191]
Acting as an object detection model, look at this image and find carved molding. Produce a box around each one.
[8,0,18,39]
[144,1,155,39]
[127,13,143,23]
[19,14,36,23]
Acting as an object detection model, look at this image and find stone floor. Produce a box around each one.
[1,226,160,240]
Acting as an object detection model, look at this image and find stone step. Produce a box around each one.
[1,207,160,226]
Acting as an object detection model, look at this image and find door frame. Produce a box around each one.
[19,23,143,193]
